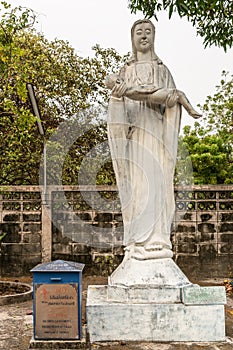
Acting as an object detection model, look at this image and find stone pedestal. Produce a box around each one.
[109,257,191,287]
[86,258,226,343]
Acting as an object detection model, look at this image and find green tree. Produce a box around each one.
[178,72,233,184]
[128,0,233,51]
[0,2,125,185]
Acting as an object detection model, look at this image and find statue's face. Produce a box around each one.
[133,22,153,54]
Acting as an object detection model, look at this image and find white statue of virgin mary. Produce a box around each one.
[107,19,183,261]
[106,18,201,287]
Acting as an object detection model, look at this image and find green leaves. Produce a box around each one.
[178,72,233,184]
[0,2,124,186]
[128,0,233,51]
[0,1,36,37]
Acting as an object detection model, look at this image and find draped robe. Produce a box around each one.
[107,59,181,253]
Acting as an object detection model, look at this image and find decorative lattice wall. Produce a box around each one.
[0,185,233,279]
[0,187,42,275]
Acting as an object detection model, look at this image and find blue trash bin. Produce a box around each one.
[31,260,84,340]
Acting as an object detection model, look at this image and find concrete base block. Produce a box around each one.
[108,284,181,303]
[182,285,226,305]
[28,336,87,349]
[86,285,226,343]
[109,257,191,288]
[28,327,89,350]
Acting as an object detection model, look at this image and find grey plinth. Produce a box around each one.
[86,259,226,343]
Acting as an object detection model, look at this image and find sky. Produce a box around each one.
[7,0,233,128]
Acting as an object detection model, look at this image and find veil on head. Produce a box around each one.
[128,19,162,64]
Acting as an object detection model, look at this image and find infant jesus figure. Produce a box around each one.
[105,73,202,119]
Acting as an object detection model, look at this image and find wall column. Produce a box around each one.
[41,190,52,262]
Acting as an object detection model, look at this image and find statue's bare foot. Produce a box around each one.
[144,244,163,251]
[131,246,173,260]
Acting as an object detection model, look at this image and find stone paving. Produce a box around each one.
[0,300,32,350]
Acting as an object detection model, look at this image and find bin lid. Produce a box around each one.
[31,259,85,272]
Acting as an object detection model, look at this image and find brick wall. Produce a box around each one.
[0,185,233,280]
[0,187,42,275]
[173,186,233,280]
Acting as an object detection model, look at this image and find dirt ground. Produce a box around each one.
[0,275,233,350]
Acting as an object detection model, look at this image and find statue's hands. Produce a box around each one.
[191,112,202,119]
[166,92,178,108]
[111,81,127,99]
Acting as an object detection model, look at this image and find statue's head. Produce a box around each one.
[131,19,156,60]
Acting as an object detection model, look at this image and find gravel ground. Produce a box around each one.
[0,276,233,350]
[0,300,32,350]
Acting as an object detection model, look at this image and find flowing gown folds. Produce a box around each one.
[107,60,181,251]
